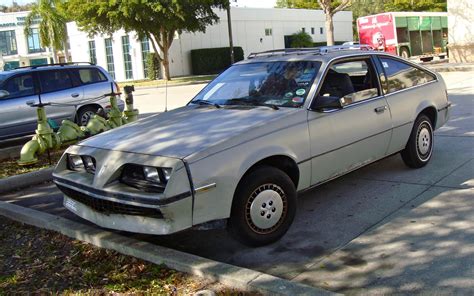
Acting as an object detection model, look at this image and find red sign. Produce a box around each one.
[358,13,397,54]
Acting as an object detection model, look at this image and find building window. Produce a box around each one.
[302,28,306,33]
[311,27,315,35]
[88,40,97,65]
[141,37,150,78]
[104,38,115,79]
[320,27,324,34]
[122,35,133,80]
[265,28,272,36]
[27,28,44,53]
[0,30,18,56]
[30,58,48,66]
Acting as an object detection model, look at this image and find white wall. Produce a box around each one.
[447,0,474,62]
[68,7,353,81]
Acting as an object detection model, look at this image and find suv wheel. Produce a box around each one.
[228,166,296,246]
[401,114,434,168]
[77,106,99,126]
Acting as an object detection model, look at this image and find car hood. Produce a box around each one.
[78,105,298,159]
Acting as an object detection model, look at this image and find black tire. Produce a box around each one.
[401,114,434,168]
[76,105,99,126]
[400,47,410,59]
[228,165,297,247]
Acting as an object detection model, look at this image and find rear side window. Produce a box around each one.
[77,68,107,85]
[380,57,435,94]
[0,74,35,99]
[39,70,73,93]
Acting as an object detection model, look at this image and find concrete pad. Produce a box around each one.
[436,159,474,189]
[292,186,474,294]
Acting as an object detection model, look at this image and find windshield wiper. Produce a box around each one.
[226,98,279,110]
[192,99,221,108]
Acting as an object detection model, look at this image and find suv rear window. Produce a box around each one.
[77,68,107,84]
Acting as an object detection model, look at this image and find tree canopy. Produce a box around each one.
[290,31,314,47]
[65,0,229,80]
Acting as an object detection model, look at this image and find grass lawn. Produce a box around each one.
[118,74,216,88]
[0,218,255,295]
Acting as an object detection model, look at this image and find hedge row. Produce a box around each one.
[191,46,244,75]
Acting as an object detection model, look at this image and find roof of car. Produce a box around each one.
[1,62,100,76]
[237,45,385,64]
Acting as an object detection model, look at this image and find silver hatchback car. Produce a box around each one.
[0,63,124,140]
[53,47,451,246]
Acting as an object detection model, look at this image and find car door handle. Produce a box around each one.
[26,100,35,106]
[71,93,79,98]
[374,106,387,114]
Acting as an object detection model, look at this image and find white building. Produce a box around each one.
[447,0,474,62]
[0,11,57,70]
[68,7,353,82]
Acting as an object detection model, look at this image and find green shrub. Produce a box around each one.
[191,46,244,75]
[146,52,161,80]
[290,31,314,48]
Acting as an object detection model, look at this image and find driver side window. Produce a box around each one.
[316,59,379,108]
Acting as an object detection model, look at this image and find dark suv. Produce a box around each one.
[0,63,124,140]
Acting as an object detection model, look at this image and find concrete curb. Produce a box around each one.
[0,145,23,161]
[0,201,337,296]
[0,167,54,195]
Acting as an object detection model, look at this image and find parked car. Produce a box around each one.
[0,63,124,141]
[53,47,451,246]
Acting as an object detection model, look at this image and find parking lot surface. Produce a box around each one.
[1,72,473,294]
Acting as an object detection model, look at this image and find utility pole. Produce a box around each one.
[227,3,235,64]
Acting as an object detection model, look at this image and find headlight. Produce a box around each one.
[120,164,172,193]
[66,154,96,174]
[82,155,96,174]
[67,154,84,171]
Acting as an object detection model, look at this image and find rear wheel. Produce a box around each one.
[228,166,297,247]
[76,105,99,126]
[401,114,434,168]
[400,47,410,59]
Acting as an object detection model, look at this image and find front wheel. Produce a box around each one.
[401,114,434,168]
[228,166,297,247]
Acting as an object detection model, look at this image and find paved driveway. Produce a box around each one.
[1,72,472,294]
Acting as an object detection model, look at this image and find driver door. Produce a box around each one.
[307,56,392,185]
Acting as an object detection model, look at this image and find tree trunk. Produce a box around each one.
[162,48,171,81]
[325,13,335,46]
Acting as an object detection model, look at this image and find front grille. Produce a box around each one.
[57,184,164,218]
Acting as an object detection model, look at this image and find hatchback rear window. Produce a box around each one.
[77,68,107,84]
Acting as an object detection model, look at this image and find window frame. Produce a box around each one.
[37,69,75,94]
[0,73,38,100]
[375,55,437,95]
[310,55,384,112]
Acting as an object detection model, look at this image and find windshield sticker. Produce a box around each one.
[292,97,304,103]
[295,89,306,96]
[382,62,389,68]
[285,92,293,98]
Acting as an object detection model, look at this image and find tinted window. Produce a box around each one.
[77,68,107,84]
[39,70,73,93]
[380,57,435,93]
[0,74,35,99]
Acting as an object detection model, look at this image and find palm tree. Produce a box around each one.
[24,0,68,64]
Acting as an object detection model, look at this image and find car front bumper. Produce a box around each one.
[53,145,194,235]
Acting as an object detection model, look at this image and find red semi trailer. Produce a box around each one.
[357,12,448,61]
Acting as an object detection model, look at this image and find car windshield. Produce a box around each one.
[191,61,321,108]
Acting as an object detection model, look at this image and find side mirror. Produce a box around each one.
[0,90,9,99]
[312,95,344,111]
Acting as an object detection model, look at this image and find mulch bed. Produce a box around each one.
[0,218,255,295]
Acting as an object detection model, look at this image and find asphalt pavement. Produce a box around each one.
[0,71,472,294]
